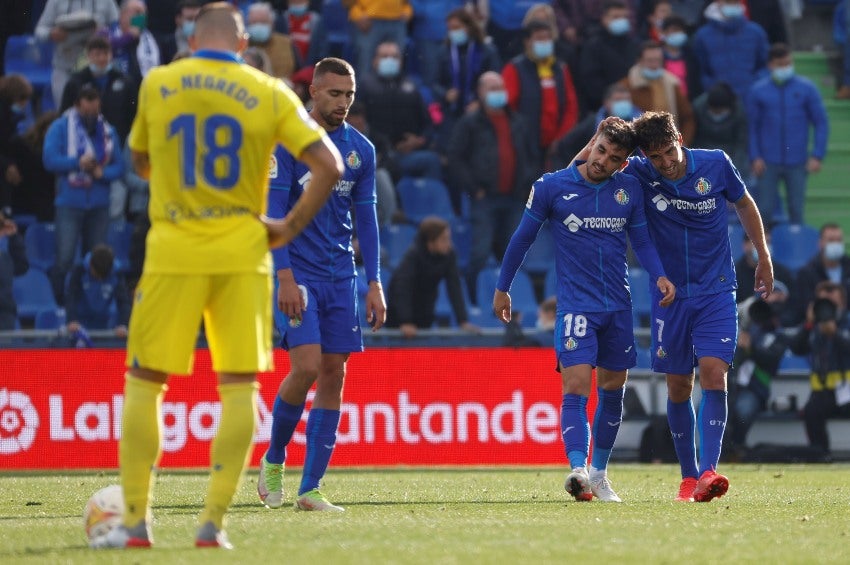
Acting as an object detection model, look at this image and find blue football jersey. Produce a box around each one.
[524,163,650,312]
[268,121,377,281]
[626,148,745,298]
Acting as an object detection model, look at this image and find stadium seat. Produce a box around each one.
[380,223,417,271]
[317,0,353,60]
[477,267,538,328]
[635,344,653,370]
[13,269,57,320]
[629,267,652,328]
[770,223,819,272]
[34,308,60,330]
[521,222,554,276]
[449,216,471,270]
[396,176,455,224]
[433,279,457,327]
[23,221,56,272]
[4,35,53,91]
[106,221,133,273]
[779,351,810,372]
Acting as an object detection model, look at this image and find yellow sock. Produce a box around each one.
[120,373,166,527]
[199,381,258,529]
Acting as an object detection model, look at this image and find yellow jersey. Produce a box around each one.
[128,50,324,274]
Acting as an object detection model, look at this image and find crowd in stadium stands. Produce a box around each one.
[0,0,849,452]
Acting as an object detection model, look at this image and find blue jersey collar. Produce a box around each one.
[192,49,242,63]
[328,121,350,142]
[569,160,611,188]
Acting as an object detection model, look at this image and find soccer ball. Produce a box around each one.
[83,485,124,541]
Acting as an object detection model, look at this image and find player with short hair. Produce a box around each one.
[494,120,675,502]
[92,2,343,550]
[258,57,386,512]
[628,111,773,502]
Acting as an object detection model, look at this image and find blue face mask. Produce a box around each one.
[664,31,687,48]
[771,65,794,83]
[532,40,554,59]
[708,109,731,122]
[610,99,633,119]
[89,63,110,76]
[377,56,401,78]
[248,23,272,43]
[720,4,745,19]
[11,101,28,115]
[289,4,309,16]
[641,67,664,80]
[607,17,630,36]
[825,241,846,261]
[182,21,195,37]
[448,29,468,46]
[484,90,508,109]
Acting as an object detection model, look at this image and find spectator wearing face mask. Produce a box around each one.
[0,74,33,217]
[691,81,748,176]
[157,0,203,65]
[692,0,769,101]
[43,85,125,306]
[794,224,850,326]
[502,19,579,172]
[577,0,641,112]
[659,14,700,99]
[550,82,642,170]
[247,1,301,80]
[618,40,695,144]
[105,0,162,83]
[747,43,829,228]
[60,35,138,144]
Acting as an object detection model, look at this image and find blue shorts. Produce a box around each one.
[273,277,364,354]
[650,291,738,374]
[554,309,636,371]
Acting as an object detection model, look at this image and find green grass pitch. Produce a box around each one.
[1,464,849,564]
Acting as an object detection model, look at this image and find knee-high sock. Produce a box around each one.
[299,408,340,495]
[120,374,166,527]
[199,381,258,529]
[561,394,589,469]
[591,386,625,471]
[266,396,305,464]
[698,390,728,475]
[667,397,699,479]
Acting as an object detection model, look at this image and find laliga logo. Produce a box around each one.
[652,194,670,212]
[563,213,583,233]
[0,389,39,455]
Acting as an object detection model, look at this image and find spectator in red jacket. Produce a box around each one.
[502,19,579,172]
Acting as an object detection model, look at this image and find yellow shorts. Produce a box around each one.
[126,272,274,375]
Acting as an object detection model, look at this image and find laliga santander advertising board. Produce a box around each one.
[0,348,597,470]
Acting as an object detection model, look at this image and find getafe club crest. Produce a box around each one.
[694,177,711,195]
[268,154,278,179]
[656,346,667,359]
[346,151,361,170]
[614,188,629,205]
[565,337,578,351]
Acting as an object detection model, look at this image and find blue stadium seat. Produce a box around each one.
[24,221,56,272]
[13,269,57,320]
[107,221,133,273]
[477,267,538,328]
[433,279,457,327]
[779,351,810,372]
[449,216,471,270]
[34,308,60,330]
[380,223,417,271]
[770,223,819,272]
[4,35,53,91]
[635,344,653,370]
[629,267,652,328]
[521,222,554,276]
[396,176,455,224]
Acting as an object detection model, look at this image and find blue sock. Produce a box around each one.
[299,408,341,495]
[667,397,699,479]
[698,390,728,475]
[591,386,624,471]
[266,396,305,465]
[561,394,589,469]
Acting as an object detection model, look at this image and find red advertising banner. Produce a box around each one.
[0,348,596,469]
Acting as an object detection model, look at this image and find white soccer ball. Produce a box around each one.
[83,485,124,541]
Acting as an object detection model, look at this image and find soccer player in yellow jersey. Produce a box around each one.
[91,2,343,550]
